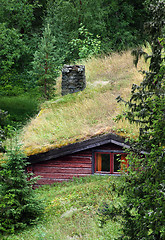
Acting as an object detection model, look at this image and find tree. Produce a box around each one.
[46,0,148,55]
[0,144,44,233]
[0,0,42,95]
[0,23,27,75]
[116,1,165,239]
[32,24,63,99]
[0,109,8,152]
[0,0,149,97]
[69,24,101,60]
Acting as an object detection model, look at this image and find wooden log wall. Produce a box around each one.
[31,151,92,186]
[28,142,124,186]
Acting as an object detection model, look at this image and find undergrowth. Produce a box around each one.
[0,93,40,129]
[1,175,124,240]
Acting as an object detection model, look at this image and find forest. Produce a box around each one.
[0,0,149,129]
[0,0,147,97]
[0,0,164,239]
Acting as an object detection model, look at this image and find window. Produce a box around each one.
[94,152,128,174]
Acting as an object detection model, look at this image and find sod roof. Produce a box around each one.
[19,51,148,157]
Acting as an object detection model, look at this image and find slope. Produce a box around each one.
[1,175,124,240]
[20,51,148,156]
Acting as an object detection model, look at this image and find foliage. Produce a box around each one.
[46,0,147,54]
[0,145,44,233]
[0,0,41,96]
[0,109,8,152]
[0,23,27,75]
[0,0,149,99]
[69,24,101,60]
[119,102,165,239]
[44,2,69,62]
[116,1,165,239]
[0,94,40,129]
[0,69,39,97]
[32,24,63,99]
[0,0,37,31]
[1,175,124,239]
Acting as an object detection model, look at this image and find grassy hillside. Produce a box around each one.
[2,175,124,240]
[19,50,148,156]
[0,94,40,128]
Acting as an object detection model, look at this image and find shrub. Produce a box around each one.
[69,24,101,60]
[116,1,165,239]
[0,145,44,233]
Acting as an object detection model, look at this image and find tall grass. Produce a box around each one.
[1,175,124,240]
[19,50,148,155]
[0,94,40,128]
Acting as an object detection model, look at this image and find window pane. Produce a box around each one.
[96,153,102,171]
[102,154,110,171]
[114,154,121,172]
[95,153,110,172]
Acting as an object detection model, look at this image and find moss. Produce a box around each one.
[23,129,130,157]
[18,51,146,157]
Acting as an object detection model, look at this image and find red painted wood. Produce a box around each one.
[33,166,91,174]
[34,173,90,179]
[30,141,126,185]
[64,154,91,157]
[62,155,91,159]
[34,163,91,168]
[36,178,66,185]
[72,153,92,157]
[36,157,92,166]
[38,160,92,165]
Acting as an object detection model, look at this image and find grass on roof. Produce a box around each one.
[19,50,148,156]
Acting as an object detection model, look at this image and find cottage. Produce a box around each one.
[22,56,143,186]
[27,133,129,186]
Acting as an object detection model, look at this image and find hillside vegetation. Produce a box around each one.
[2,175,124,240]
[19,50,148,156]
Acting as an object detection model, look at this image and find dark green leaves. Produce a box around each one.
[0,145,44,233]
[116,1,165,239]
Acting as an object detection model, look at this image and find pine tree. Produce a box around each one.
[0,144,44,233]
[32,24,62,99]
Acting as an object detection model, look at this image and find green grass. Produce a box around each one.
[19,50,148,156]
[0,94,40,128]
[1,175,124,240]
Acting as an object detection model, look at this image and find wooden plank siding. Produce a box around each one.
[30,151,92,186]
[28,134,130,186]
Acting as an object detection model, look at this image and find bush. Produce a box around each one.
[115,1,165,239]
[69,24,101,60]
[0,145,44,233]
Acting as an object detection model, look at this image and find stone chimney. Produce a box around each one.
[61,65,86,96]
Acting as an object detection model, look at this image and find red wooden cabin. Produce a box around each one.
[27,133,129,186]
